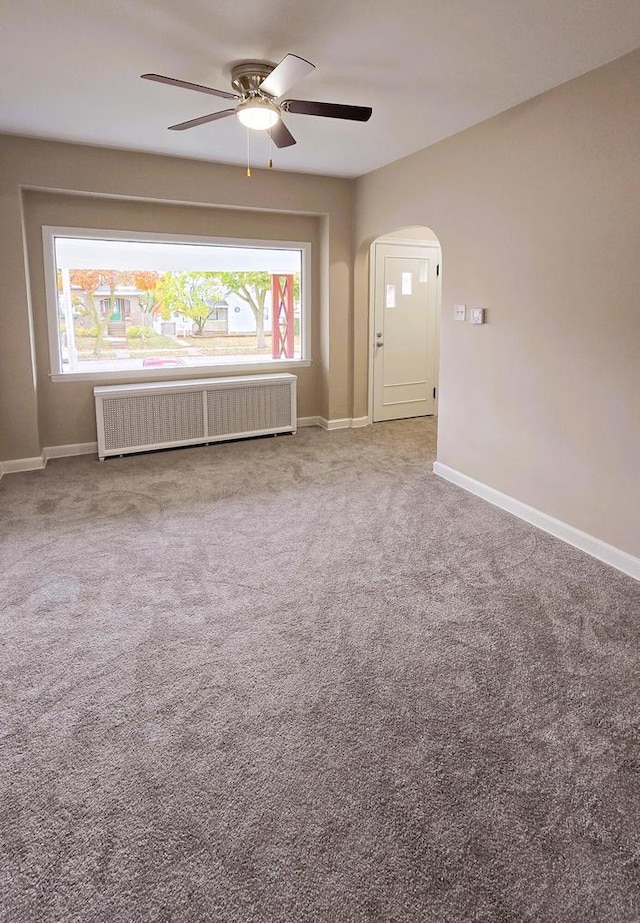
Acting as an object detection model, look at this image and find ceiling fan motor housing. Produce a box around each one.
[231,62,276,98]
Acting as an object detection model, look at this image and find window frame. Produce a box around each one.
[43,226,312,383]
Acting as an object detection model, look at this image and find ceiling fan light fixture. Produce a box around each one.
[236,99,280,130]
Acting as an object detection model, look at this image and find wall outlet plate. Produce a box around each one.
[453,304,466,321]
[470,307,485,325]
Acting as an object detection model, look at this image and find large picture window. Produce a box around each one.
[43,228,310,380]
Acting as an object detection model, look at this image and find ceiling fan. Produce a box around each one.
[142,53,372,149]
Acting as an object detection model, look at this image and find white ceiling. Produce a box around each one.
[2,0,640,178]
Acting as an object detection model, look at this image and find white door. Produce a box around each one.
[372,242,439,422]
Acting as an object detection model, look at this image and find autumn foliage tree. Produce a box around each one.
[70,269,134,357]
[134,271,160,316]
[69,270,101,354]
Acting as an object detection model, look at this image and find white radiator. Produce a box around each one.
[94,374,297,460]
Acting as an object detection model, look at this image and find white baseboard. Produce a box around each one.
[0,442,98,479]
[44,442,97,460]
[297,416,325,429]
[297,416,371,431]
[0,455,46,477]
[433,461,640,582]
[1,422,374,479]
[324,417,372,431]
[325,418,352,431]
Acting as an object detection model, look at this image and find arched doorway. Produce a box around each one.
[369,226,441,422]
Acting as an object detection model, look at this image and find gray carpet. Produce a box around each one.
[1,418,639,923]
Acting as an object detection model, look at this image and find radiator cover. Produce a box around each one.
[94,374,297,460]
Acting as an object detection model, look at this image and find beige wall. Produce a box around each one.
[355,49,640,558]
[22,191,323,448]
[0,136,354,459]
[380,226,440,244]
[2,51,639,561]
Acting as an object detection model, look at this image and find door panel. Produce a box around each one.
[373,244,438,422]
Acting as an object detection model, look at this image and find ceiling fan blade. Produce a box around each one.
[259,54,315,99]
[142,73,238,101]
[282,99,372,122]
[168,109,236,131]
[270,120,296,149]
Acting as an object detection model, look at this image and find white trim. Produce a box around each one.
[0,455,46,476]
[44,442,97,460]
[50,359,312,384]
[0,444,97,477]
[297,416,326,429]
[93,373,295,399]
[42,225,312,379]
[297,416,371,431]
[0,418,373,478]
[368,238,441,423]
[374,236,440,247]
[325,417,371,431]
[433,462,640,582]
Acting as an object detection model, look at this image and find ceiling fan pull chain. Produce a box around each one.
[246,129,252,178]
[269,132,273,170]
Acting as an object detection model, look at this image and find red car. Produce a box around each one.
[142,356,186,368]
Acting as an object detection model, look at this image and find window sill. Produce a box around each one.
[50,358,312,384]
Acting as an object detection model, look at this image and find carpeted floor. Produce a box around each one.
[1,418,639,922]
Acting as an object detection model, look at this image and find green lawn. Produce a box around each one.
[183,335,271,356]
[73,331,302,360]
[128,334,181,350]
[76,334,182,354]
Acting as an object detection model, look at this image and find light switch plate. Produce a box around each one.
[470,307,485,325]
[453,304,466,322]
